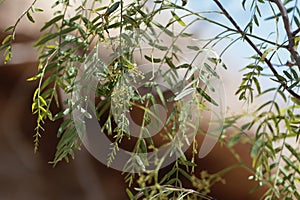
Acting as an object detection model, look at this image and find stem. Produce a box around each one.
[270,0,300,70]
[119,0,124,69]
[212,0,300,100]
[293,27,300,36]
[11,0,38,40]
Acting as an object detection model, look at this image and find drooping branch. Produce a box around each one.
[269,0,300,70]
[212,0,300,100]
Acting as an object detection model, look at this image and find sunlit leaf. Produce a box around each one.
[171,11,186,26]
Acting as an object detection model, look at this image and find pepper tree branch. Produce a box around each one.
[212,0,300,100]
[269,0,300,70]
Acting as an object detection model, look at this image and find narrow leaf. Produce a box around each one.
[187,45,200,51]
[26,12,35,23]
[41,15,64,31]
[105,1,120,16]
[196,87,218,106]
[260,48,274,62]
[171,11,186,26]
[174,87,195,101]
[1,35,12,45]
[144,55,161,63]
[3,26,14,32]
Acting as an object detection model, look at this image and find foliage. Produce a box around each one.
[1,0,300,199]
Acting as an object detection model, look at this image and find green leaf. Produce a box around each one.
[94,6,108,12]
[180,32,193,37]
[139,139,147,153]
[265,7,293,21]
[204,63,219,78]
[177,63,191,69]
[294,36,300,50]
[253,14,259,26]
[44,62,58,72]
[285,143,300,162]
[294,16,300,28]
[148,42,168,51]
[274,74,287,83]
[38,96,47,106]
[1,35,12,45]
[250,139,263,158]
[144,55,161,63]
[107,22,121,29]
[282,155,300,175]
[126,189,135,199]
[228,134,242,147]
[105,1,120,16]
[57,126,76,149]
[123,57,136,69]
[166,177,182,185]
[123,15,138,27]
[165,57,176,69]
[160,168,177,183]
[26,12,35,23]
[178,168,191,180]
[27,75,39,81]
[174,87,195,101]
[283,70,293,80]
[152,21,174,37]
[242,0,247,10]
[34,7,44,12]
[253,77,261,94]
[256,100,273,112]
[57,119,73,137]
[60,26,77,35]
[260,48,274,62]
[35,33,58,47]
[286,7,294,13]
[155,85,166,107]
[3,26,14,32]
[291,96,300,105]
[196,87,218,106]
[69,15,81,23]
[41,15,64,31]
[171,11,186,26]
[241,122,252,131]
[4,51,12,64]
[187,45,200,51]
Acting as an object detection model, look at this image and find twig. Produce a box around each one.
[10,0,38,40]
[292,26,300,36]
[269,0,300,70]
[212,0,300,100]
